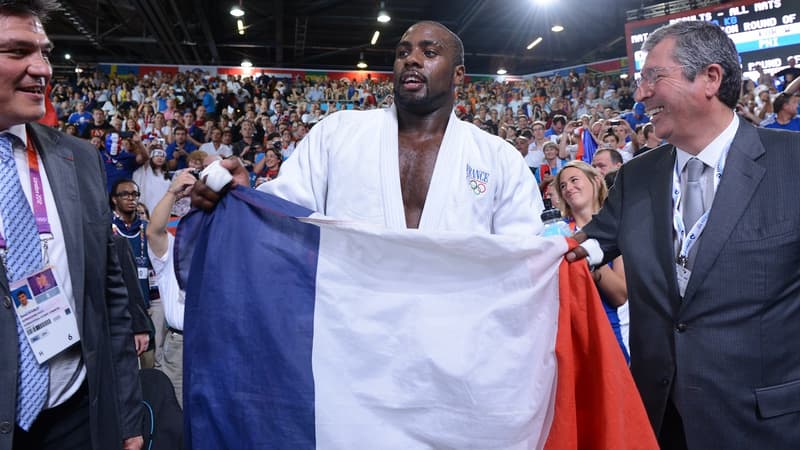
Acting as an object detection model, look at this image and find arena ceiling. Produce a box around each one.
[46,0,667,75]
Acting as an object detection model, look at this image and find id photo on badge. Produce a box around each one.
[12,285,36,313]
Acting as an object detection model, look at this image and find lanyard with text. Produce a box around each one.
[0,133,54,263]
[671,147,729,267]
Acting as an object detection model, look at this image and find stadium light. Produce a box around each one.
[241,59,253,68]
[371,31,380,45]
[526,37,543,50]
[230,6,244,17]
[497,68,508,75]
[237,19,245,35]
[64,53,71,60]
[377,2,390,23]
[357,52,368,69]
[551,25,564,32]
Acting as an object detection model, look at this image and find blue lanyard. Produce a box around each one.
[671,147,729,266]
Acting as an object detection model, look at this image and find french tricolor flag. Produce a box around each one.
[177,187,656,450]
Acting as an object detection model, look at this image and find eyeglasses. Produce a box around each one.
[635,66,686,90]
[114,191,140,199]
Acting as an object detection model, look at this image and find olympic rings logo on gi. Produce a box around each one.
[469,179,487,195]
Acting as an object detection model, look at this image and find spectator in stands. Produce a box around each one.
[775,56,800,87]
[755,64,775,88]
[166,126,198,170]
[556,161,629,362]
[591,147,623,177]
[198,127,232,157]
[67,101,92,135]
[182,111,204,147]
[253,148,282,185]
[133,145,171,212]
[513,135,529,159]
[545,114,566,140]
[199,87,216,118]
[232,119,258,163]
[635,123,661,156]
[102,133,147,192]
[526,120,549,168]
[761,92,800,131]
[623,102,649,128]
[81,108,113,140]
[535,141,567,191]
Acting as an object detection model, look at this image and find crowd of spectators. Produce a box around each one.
[49,59,800,200]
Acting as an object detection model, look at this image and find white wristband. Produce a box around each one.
[200,159,234,193]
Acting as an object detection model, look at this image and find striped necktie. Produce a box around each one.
[0,134,49,430]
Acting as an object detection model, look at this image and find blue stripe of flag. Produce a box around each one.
[178,187,320,450]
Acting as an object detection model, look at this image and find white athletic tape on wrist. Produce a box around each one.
[200,160,234,193]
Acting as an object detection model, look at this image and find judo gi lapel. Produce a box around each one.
[418,110,464,230]
[379,106,408,229]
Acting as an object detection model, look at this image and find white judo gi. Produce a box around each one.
[259,106,544,235]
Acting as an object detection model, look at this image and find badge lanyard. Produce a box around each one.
[671,147,729,267]
[0,133,54,266]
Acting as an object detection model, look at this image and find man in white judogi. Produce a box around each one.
[193,21,543,235]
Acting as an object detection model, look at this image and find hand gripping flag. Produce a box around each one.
[177,187,656,450]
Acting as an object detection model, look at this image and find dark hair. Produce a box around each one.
[552,115,567,126]
[643,123,656,140]
[642,21,741,110]
[108,179,139,210]
[596,148,624,165]
[602,132,619,145]
[0,0,58,21]
[773,92,795,114]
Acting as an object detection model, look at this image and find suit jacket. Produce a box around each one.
[0,123,142,450]
[582,120,800,448]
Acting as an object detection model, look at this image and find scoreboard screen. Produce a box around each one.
[625,0,800,80]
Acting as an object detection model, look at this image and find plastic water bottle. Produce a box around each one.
[539,199,571,237]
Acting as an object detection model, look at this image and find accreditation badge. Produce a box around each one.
[676,264,691,299]
[10,266,80,363]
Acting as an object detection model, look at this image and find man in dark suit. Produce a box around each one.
[568,20,800,449]
[0,1,142,449]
